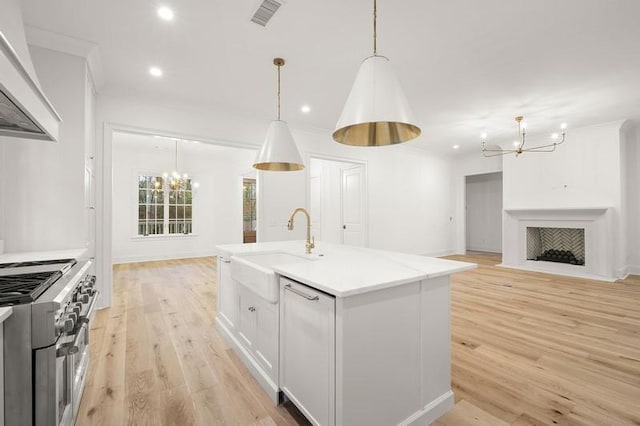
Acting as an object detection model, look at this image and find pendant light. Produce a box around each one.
[253,58,305,171]
[333,0,421,146]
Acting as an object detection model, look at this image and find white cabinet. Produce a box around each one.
[279,276,453,426]
[280,278,335,426]
[237,285,279,383]
[216,257,237,331]
[216,258,279,394]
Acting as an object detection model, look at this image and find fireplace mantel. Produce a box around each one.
[501,207,615,281]
[504,207,610,218]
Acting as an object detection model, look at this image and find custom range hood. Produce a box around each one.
[0,0,61,141]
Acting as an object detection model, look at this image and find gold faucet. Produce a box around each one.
[287,207,315,254]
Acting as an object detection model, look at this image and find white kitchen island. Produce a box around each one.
[216,241,476,426]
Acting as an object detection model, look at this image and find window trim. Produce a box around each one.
[133,170,196,239]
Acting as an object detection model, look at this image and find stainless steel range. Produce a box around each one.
[0,257,99,426]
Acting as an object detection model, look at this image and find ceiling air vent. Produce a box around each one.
[251,0,282,27]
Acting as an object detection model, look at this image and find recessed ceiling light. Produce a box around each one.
[149,66,163,77]
[453,145,459,149]
[301,105,311,114]
[157,6,174,21]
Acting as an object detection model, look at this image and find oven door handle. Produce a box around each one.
[56,322,87,358]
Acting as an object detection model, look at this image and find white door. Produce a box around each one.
[341,165,366,246]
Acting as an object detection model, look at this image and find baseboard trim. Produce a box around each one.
[401,390,455,426]
[498,263,617,282]
[113,251,217,264]
[466,246,502,254]
[422,249,457,258]
[626,265,640,276]
[215,317,280,404]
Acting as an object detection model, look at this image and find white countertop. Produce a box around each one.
[218,241,476,297]
[0,307,12,324]
[0,248,88,264]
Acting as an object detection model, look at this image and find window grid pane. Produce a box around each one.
[168,178,193,235]
[137,175,174,236]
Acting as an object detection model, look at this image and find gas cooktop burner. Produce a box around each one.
[0,271,63,305]
[0,258,76,269]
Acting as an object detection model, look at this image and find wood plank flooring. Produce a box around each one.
[435,252,640,426]
[77,254,640,426]
[76,258,309,426]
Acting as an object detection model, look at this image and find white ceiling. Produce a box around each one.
[22,0,640,155]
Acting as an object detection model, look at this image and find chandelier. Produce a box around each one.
[481,116,567,157]
[162,138,198,189]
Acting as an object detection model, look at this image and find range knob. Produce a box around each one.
[67,312,78,324]
[74,293,89,304]
[72,303,82,316]
[84,288,97,297]
[57,318,74,334]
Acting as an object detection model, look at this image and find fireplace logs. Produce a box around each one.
[537,249,584,265]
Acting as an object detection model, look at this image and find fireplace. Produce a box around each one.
[527,227,585,265]
[502,208,615,281]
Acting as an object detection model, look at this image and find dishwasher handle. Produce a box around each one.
[284,284,319,301]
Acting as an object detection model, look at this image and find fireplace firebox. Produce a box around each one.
[527,227,585,266]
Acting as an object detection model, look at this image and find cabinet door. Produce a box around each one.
[217,258,237,330]
[254,298,278,382]
[238,286,257,351]
[280,278,335,426]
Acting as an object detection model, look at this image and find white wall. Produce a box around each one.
[364,147,454,255]
[465,172,503,253]
[96,93,458,306]
[0,46,90,252]
[502,120,627,277]
[111,132,256,263]
[452,151,503,253]
[257,169,308,243]
[623,123,640,274]
[503,122,623,209]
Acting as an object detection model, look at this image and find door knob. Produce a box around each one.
[342,225,346,229]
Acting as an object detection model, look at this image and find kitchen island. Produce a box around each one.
[216,241,475,426]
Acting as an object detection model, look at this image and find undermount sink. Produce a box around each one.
[230,252,315,303]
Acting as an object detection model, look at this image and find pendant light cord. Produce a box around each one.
[276,62,281,121]
[373,0,377,56]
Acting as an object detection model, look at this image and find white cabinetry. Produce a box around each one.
[216,257,237,331]
[238,285,279,383]
[280,278,335,426]
[215,257,279,401]
[279,275,453,426]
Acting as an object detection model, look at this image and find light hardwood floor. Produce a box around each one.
[77,254,640,426]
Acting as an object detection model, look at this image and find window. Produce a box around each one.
[138,175,193,236]
[243,179,257,243]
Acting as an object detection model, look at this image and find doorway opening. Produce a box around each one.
[243,178,257,243]
[309,157,368,247]
[465,171,503,254]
